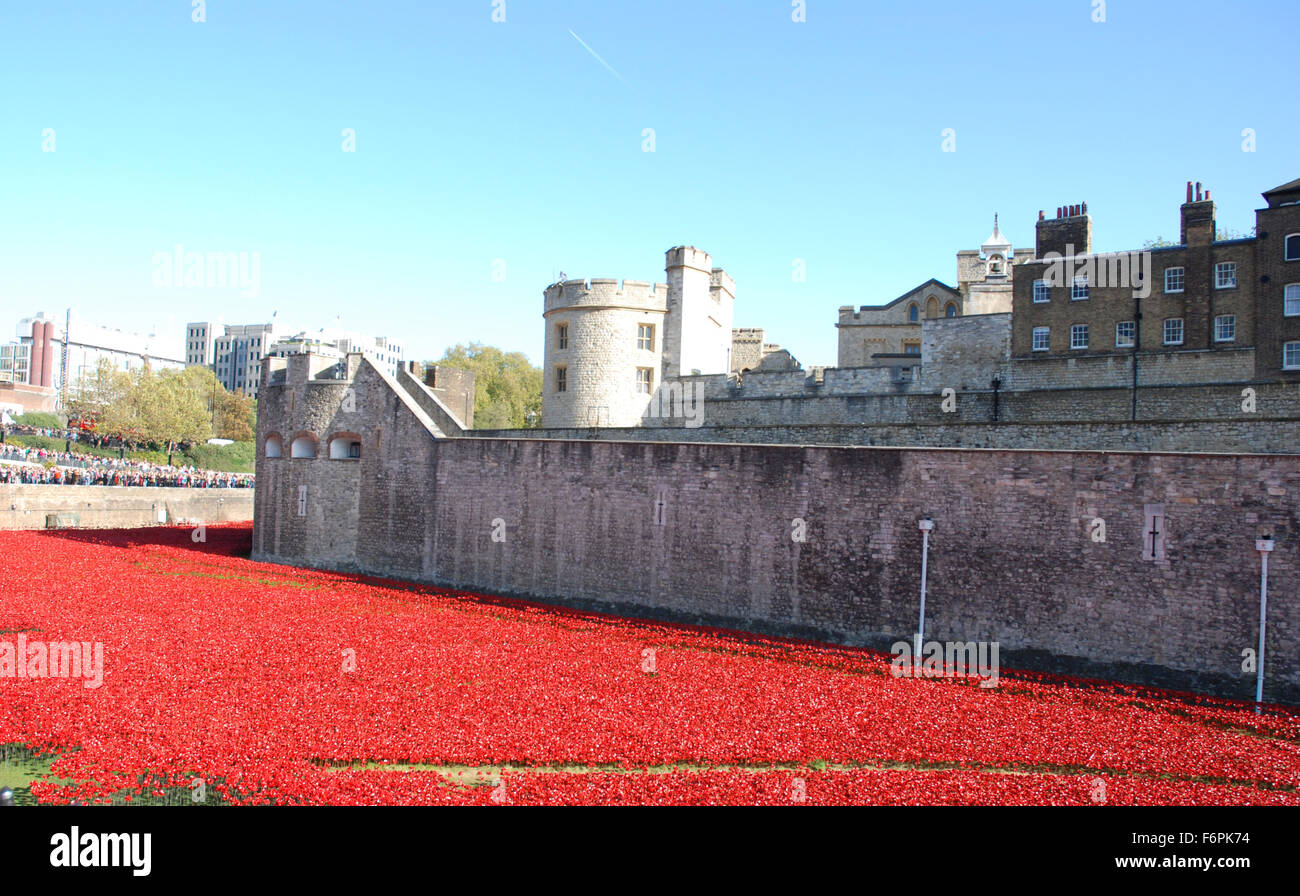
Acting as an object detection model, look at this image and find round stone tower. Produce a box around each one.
[541,247,735,429]
[541,274,670,428]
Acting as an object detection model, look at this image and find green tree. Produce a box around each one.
[150,366,215,449]
[63,361,215,450]
[429,343,542,429]
[1216,225,1257,241]
[215,390,256,442]
[64,359,129,426]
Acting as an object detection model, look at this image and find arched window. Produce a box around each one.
[328,432,363,460]
[290,433,318,459]
[926,296,939,318]
[946,303,958,318]
[908,303,919,323]
[265,434,284,458]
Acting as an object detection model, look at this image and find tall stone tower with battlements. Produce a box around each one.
[542,246,735,428]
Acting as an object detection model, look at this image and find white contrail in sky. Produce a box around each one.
[568,29,627,84]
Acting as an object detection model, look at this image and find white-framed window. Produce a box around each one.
[637,324,655,351]
[1071,277,1090,301]
[1214,315,1236,342]
[1286,342,1300,370]
[635,368,653,394]
[1163,318,1184,346]
[1032,280,1050,303]
[1215,262,1237,289]
[1285,234,1300,261]
[1070,324,1089,350]
[556,323,568,350]
[1115,321,1135,348]
[1285,284,1300,317]
[1032,327,1050,352]
[555,366,567,393]
[1164,267,1185,293]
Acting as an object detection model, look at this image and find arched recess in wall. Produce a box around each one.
[908,303,919,323]
[946,303,958,318]
[265,433,284,458]
[926,296,940,318]
[327,431,363,460]
[290,432,319,459]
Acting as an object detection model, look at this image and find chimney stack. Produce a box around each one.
[1180,180,1216,246]
[1037,201,1093,257]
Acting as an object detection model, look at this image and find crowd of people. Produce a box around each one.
[0,427,254,489]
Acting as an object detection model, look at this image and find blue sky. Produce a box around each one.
[1,0,1296,367]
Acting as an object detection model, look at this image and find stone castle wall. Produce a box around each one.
[253,357,1300,703]
[0,485,253,530]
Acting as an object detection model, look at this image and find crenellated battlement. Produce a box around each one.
[666,245,713,273]
[544,278,669,313]
[710,268,736,300]
[838,305,884,323]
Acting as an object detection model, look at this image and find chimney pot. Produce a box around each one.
[1186,181,1194,203]
[1205,189,1211,201]
[1196,181,1202,201]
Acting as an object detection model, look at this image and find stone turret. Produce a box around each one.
[541,247,736,428]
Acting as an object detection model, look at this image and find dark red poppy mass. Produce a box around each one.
[1,524,1296,805]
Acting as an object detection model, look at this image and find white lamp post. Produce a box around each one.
[1255,534,1274,712]
[917,518,934,654]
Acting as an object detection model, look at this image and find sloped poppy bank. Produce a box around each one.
[0,524,1296,806]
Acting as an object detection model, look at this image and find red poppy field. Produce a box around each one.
[1,523,1297,806]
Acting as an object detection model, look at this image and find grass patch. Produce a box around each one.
[14,412,65,429]
[6,435,254,474]
[312,755,1298,796]
[0,744,58,806]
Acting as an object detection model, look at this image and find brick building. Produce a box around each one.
[1012,179,1300,383]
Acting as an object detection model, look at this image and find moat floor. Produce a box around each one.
[2,524,1296,806]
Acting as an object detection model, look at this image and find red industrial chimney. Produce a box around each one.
[28,321,44,386]
[40,321,56,388]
